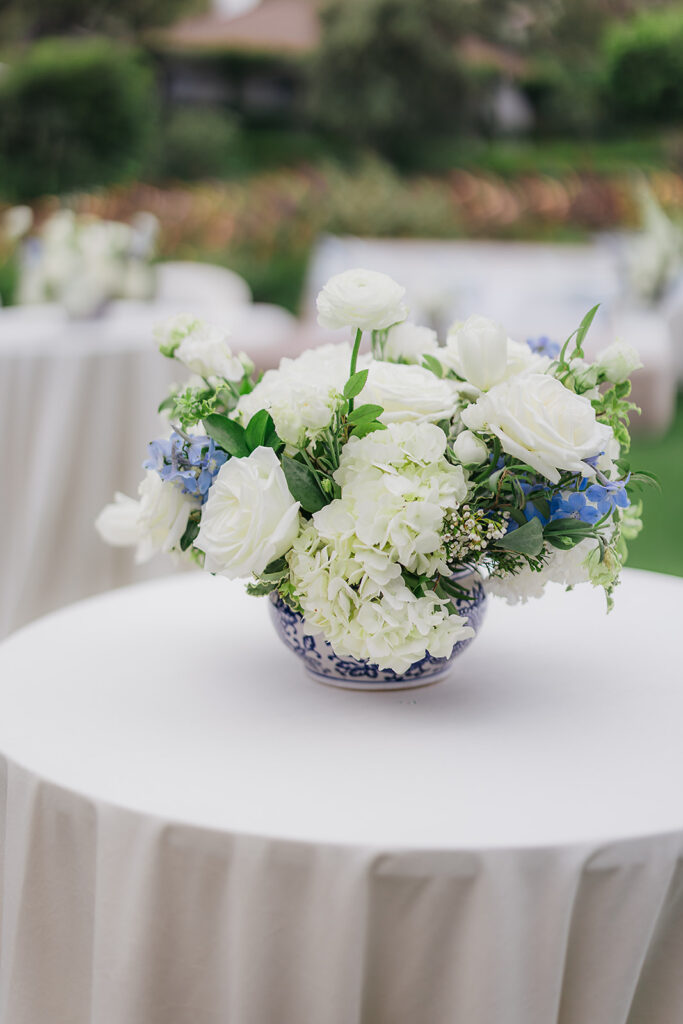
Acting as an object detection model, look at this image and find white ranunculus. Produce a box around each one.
[196,447,300,578]
[595,342,643,384]
[452,429,489,465]
[383,321,439,364]
[316,268,408,332]
[440,315,508,390]
[462,373,612,484]
[361,361,458,424]
[95,470,198,564]
[174,320,245,383]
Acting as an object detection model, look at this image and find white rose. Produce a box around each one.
[383,321,439,363]
[440,315,508,390]
[95,470,198,564]
[175,322,245,383]
[462,373,612,484]
[452,429,488,465]
[595,342,643,384]
[361,361,457,424]
[237,343,352,445]
[196,447,300,578]
[316,268,408,332]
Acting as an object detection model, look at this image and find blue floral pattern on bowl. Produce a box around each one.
[268,573,487,690]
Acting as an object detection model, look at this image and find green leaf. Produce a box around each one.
[348,403,384,424]
[543,518,596,537]
[530,495,551,520]
[157,395,175,414]
[245,408,273,452]
[351,420,387,439]
[343,369,369,400]
[204,414,249,458]
[179,517,199,552]
[422,354,444,378]
[281,455,328,513]
[628,470,661,492]
[574,304,600,353]
[246,579,278,597]
[495,517,544,556]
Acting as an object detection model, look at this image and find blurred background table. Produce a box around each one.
[1,569,682,1024]
[0,292,299,639]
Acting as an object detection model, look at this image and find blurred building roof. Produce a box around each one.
[159,0,321,55]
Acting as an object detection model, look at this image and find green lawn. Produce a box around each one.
[626,393,683,577]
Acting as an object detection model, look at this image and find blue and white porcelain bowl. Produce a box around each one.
[268,572,487,690]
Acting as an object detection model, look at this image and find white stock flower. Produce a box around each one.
[170,318,245,383]
[196,447,300,579]
[440,315,508,390]
[462,373,612,484]
[361,361,458,424]
[383,321,439,363]
[595,341,643,384]
[452,429,489,465]
[316,268,408,332]
[95,470,198,564]
[237,343,352,445]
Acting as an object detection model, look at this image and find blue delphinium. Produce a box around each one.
[144,432,227,500]
[527,336,561,358]
[550,477,629,524]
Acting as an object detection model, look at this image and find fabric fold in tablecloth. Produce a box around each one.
[2,756,683,1024]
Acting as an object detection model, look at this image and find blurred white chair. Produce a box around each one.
[155,261,252,308]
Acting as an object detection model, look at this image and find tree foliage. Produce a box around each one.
[308,0,471,158]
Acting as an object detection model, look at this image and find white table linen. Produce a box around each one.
[1,569,682,1024]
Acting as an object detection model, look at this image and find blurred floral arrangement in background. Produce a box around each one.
[622,182,683,306]
[97,268,649,673]
[2,207,159,318]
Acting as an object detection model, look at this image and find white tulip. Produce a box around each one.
[316,268,408,332]
[196,447,300,578]
[440,315,508,390]
[462,373,612,484]
[452,430,489,465]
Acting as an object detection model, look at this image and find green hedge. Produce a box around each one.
[153,107,247,181]
[603,7,683,124]
[0,37,158,200]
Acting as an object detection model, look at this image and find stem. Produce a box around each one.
[348,327,363,414]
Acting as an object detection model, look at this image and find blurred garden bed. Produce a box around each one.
[28,162,683,313]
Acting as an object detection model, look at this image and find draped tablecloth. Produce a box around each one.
[1,568,682,1024]
[0,299,299,639]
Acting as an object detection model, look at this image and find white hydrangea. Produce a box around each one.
[237,343,353,446]
[486,538,597,605]
[333,422,468,576]
[288,526,472,672]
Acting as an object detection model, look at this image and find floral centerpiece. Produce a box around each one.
[97,268,648,688]
[17,208,158,318]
